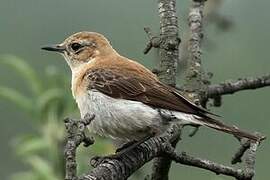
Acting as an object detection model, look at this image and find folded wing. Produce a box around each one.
[85,68,265,142]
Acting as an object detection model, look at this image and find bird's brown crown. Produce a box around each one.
[63,32,115,65]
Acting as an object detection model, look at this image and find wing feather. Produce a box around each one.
[85,68,213,117]
[84,67,264,141]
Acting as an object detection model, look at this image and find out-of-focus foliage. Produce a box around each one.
[0,55,114,180]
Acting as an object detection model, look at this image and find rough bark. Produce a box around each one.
[150,0,180,179]
[64,115,95,180]
[207,74,270,98]
[79,125,180,180]
[162,140,259,180]
[183,0,208,106]
[156,0,180,87]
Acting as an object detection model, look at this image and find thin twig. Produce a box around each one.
[162,143,256,180]
[143,27,161,54]
[241,142,259,180]
[207,74,270,98]
[231,139,251,165]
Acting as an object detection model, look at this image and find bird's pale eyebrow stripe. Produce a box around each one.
[81,40,97,47]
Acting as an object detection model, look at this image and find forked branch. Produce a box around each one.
[162,141,259,180]
[64,121,261,180]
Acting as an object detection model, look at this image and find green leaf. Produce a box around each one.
[10,171,37,180]
[44,65,67,87]
[0,55,42,95]
[26,156,59,180]
[36,88,64,118]
[15,136,48,157]
[0,86,32,113]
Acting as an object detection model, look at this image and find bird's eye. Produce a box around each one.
[70,43,82,52]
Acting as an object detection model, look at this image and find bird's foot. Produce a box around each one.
[188,126,200,137]
[116,128,157,153]
[116,140,137,153]
[116,134,155,154]
[82,113,95,125]
[90,134,156,167]
[90,153,122,167]
[90,139,147,167]
[80,113,95,147]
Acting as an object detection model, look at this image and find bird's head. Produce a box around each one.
[42,31,115,71]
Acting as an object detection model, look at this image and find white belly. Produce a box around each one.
[75,90,199,141]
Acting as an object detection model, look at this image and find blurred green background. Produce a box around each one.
[0,0,269,179]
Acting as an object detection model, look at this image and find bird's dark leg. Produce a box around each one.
[90,129,156,167]
[115,140,138,153]
[158,109,177,123]
[115,126,158,153]
[116,134,154,154]
[188,126,200,137]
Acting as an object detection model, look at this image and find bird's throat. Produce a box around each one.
[71,59,96,99]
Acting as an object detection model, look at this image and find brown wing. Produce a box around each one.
[85,68,214,117]
[84,68,266,142]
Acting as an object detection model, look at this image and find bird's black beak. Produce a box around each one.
[41,44,65,53]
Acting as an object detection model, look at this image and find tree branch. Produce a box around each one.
[181,0,207,143]
[150,0,181,179]
[79,125,180,180]
[64,114,95,180]
[184,0,208,106]
[155,0,180,87]
[64,121,262,180]
[162,141,259,180]
[207,74,270,98]
[231,139,251,165]
[143,27,161,54]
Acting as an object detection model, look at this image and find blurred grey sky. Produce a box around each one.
[0,0,269,179]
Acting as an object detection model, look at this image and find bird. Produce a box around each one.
[42,31,264,144]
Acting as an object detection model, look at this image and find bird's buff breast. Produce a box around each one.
[75,90,163,141]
